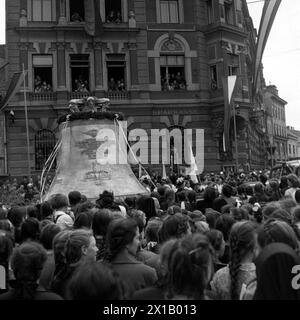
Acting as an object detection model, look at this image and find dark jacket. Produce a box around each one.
[51,264,78,299]
[136,249,160,272]
[131,286,165,300]
[110,251,158,298]
[0,284,63,300]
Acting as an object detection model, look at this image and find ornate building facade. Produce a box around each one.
[287,126,300,160]
[263,85,288,165]
[0,0,273,177]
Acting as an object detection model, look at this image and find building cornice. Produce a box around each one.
[203,22,248,38]
[15,25,141,34]
[270,95,287,106]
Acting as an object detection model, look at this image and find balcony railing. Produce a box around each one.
[30,92,56,101]
[106,91,130,101]
[68,92,93,100]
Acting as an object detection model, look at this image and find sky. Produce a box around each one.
[0,0,299,128]
[247,0,300,130]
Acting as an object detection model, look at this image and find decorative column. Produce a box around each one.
[94,42,103,89]
[127,42,138,86]
[56,42,67,89]
[58,0,67,24]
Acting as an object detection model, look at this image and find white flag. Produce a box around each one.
[189,144,198,183]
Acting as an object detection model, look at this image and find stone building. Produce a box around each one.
[263,84,288,165]
[287,126,300,160]
[0,0,272,178]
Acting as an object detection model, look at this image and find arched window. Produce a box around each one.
[35,129,56,170]
[149,34,198,91]
[160,38,186,91]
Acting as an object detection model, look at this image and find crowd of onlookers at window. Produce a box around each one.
[161,72,186,91]
[106,11,122,23]
[108,77,126,92]
[74,76,89,93]
[34,76,52,93]
[70,10,122,24]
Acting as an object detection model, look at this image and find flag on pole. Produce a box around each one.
[188,144,198,183]
[0,71,24,111]
[222,75,237,153]
[253,0,282,94]
[84,0,104,37]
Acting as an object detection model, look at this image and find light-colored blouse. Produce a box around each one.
[210,263,256,300]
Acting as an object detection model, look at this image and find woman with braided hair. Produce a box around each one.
[210,221,257,300]
[51,229,98,299]
[104,218,157,298]
[165,233,214,300]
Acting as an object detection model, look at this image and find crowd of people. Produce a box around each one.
[106,11,122,24]
[1,169,300,300]
[161,72,187,91]
[34,76,52,93]
[0,176,53,206]
[74,76,89,93]
[108,77,126,92]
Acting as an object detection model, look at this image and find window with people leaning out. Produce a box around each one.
[34,68,53,93]
[70,0,85,22]
[70,54,90,93]
[107,60,126,92]
[161,67,186,91]
[105,0,122,23]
